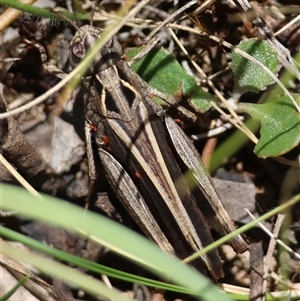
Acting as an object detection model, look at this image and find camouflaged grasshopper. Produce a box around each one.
[69,25,248,279]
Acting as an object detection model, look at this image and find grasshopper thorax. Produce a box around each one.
[69,25,123,74]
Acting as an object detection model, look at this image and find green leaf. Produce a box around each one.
[239,94,300,158]
[231,39,280,94]
[1,183,233,301]
[0,0,89,21]
[1,243,135,301]
[127,47,214,112]
[0,226,192,294]
[0,277,28,301]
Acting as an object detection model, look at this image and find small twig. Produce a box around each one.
[0,0,151,120]
[190,120,243,140]
[275,156,300,168]
[221,281,300,299]
[250,241,264,301]
[0,84,43,198]
[184,194,300,265]
[146,0,198,39]
[0,154,42,199]
[7,93,34,110]
[233,0,300,80]
[176,22,300,112]
[274,14,300,37]
[261,213,285,301]
[169,28,259,143]
[245,209,300,260]
[201,137,218,168]
[0,0,36,32]
[0,243,55,299]
[101,275,115,301]
[167,22,300,114]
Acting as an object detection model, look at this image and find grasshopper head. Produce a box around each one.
[69,25,122,74]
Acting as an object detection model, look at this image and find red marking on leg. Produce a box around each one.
[89,124,98,132]
[103,136,109,144]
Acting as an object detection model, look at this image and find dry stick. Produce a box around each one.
[228,5,300,24]
[245,208,300,260]
[274,14,300,37]
[250,172,285,300]
[174,22,299,169]
[262,214,285,301]
[190,0,218,17]
[143,2,243,132]
[245,209,299,301]
[168,28,258,143]
[0,84,42,198]
[7,93,34,110]
[2,4,298,120]
[1,242,133,301]
[245,209,300,260]
[92,10,155,28]
[201,137,218,167]
[146,0,199,40]
[0,0,36,32]
[190,122,236,140]
[250,241,264,301]
[167,23,300,114]
[0,0,151,120]
[0,65,77,120]
[269,270,296,289]
[234,0,300,80]
[0,243,55,300]
[0,154,42,199]
[275,157,300,168]
[192,0,300,90]
[221,281,300,299]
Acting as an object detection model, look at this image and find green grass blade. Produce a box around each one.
[0,226,191,294]
[0,0,89,20]
[0,277,28,301]
[1,244,136,301]
[1,183,233,301]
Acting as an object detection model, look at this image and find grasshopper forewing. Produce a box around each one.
[69,25,248,279]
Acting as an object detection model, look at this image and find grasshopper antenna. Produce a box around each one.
[51,9,79,30]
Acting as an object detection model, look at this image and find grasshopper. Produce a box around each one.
[68,25,248,279]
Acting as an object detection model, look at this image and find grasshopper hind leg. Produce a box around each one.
[98,148,223,279]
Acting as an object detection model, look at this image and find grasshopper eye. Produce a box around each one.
[72,41,86,59]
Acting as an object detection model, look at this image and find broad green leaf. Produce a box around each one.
[127,47,214,112]
[231,39,280,94]
[238,94,300,158]
[1,183,233,301]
